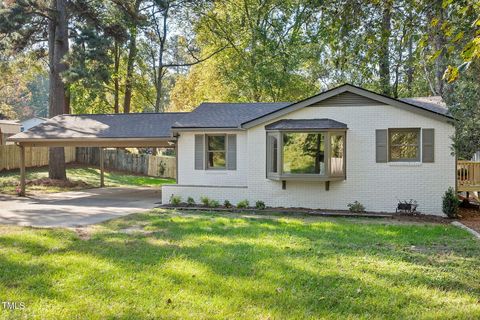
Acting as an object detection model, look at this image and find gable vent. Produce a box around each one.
[310,92,385,107]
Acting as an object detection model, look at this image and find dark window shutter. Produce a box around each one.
[376,129,388,163]
[194,134,204,170]
[227,134,237,170]
[422,129,434,163]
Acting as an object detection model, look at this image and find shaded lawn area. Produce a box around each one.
[0,210,479,319]
[0,166,175,194]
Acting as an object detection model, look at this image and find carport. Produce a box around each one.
[8,113,183,196]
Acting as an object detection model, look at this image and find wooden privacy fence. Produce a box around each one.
[457,160,480,192]
[0,145,76,171]
[76,147,176,179]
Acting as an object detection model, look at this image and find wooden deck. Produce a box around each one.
[458,161,480,192]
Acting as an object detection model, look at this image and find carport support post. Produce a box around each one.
[19,144,26,196]
[99,147,105,187]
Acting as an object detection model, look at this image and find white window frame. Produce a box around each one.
[206,134,227,170]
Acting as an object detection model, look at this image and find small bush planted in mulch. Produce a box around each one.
[187,197,195,206]
[347,201,366,213]
[223,200,232,208]
[237,200,249,209]
[200,196,211,207]
[169,195,182,206]
[255,201,266,210]
[442,187,461,218]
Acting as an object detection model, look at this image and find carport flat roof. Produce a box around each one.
[8,113,186,147]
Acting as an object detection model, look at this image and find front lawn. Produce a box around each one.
[0,210,479,319]
[0,166,175,194]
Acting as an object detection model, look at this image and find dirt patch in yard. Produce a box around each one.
[392,213,450,224]
[459,206,480,233]
[72,227,93,241]
[26,178,93,189]
[119,225,157,236]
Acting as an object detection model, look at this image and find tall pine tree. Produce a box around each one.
[0,0,69,179]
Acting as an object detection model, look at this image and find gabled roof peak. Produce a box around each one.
[241,83,452,128]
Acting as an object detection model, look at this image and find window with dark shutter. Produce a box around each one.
[194,134,204,170]
[227,134,237,170]
[388,128,421,162]
[422,129,434,163]
[206,135,226,169]
[376,129,388,163]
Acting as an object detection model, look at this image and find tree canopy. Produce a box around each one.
[0,0,478,158]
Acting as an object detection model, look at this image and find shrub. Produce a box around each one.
[255,200,266,210]
[210,200,220,208]
[442,187,460,218]
[237,199,249,209]
[169,195,182,206]
[348,201,366,213]
[187,197,195,206]
[200,196,211,207]
[223,200,232,208]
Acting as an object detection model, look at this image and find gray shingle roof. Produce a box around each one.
[9,113,186,141]
[400,96,449,116]
[8,86,453,144]
[265,119,348,130]
[172,102,291,128]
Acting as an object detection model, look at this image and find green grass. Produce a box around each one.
[0,210,479,319]
[0,166,175,194]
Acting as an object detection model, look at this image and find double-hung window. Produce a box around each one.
[206,135,226,169]
[194,133,237,170]
[388,128,420,162]
[376,128,434,163]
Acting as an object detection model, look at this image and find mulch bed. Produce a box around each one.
[459,206,480,233]
[159,205,454,223]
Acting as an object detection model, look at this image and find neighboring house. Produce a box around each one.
[162,84,454,215]
[473,151,480,162]
[0,120,21,145]
[21,117,47,132]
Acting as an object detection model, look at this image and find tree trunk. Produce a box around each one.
[379,1,392,96]
[154,3,169,113]
[123,0,141,114]
[48,0,68,180]
[114,39,120,113]
[123,28,137,114]
[406,33,414,96]
[155,67,164,112]
[433,0,446,96]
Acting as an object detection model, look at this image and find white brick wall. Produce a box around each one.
[176,131,248,186]
[163,102,455,215]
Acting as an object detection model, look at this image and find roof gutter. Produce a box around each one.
[9,137,176,148]
[171,127,246,134]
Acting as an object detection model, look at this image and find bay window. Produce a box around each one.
[266,128,346,181]
[267,133,279,174]
[283,133,326,175]
[330,134,345,176]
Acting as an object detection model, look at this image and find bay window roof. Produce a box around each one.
[265,119,348,131]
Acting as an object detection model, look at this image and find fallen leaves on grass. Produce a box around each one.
[26,178,92,189]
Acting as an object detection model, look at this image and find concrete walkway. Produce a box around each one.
[0,187,161,227]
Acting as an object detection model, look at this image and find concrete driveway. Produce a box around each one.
[0,187,162,227]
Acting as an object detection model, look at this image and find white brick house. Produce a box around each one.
[163,84,455,215]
